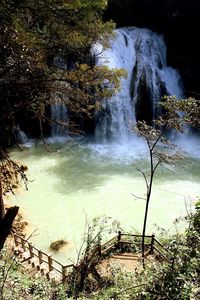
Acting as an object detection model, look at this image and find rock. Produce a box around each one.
[50,240,68,251]
[20,165,28,172]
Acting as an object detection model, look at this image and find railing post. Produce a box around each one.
[150,234,155,254]
[97,244,101,257]
[38,250,43,264]
[21,238,26,251]
[28,243,34,258]
[48,256,53,272]
[62,266,66,283]
[13,235,19,246]
[117,231,122,250]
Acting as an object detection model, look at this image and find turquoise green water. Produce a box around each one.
[10,138,200,263]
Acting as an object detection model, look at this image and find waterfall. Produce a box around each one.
[17,130,28,144]
[95,27,184,143]
[15,125,29,144]
[94,30,136,143]
[51,103,68,141]
[13,124,33,147]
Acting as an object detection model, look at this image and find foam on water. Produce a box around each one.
[87,135,148,164]
[94,28,183,143]
[175,133,200,159]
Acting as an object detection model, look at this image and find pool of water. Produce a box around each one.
[10,136,200,263]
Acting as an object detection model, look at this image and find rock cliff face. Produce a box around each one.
[105,0,200,97]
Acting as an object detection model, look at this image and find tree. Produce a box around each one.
[0,150,27,251]
[68,216,120,298]
[135,95,200,265]
[135,203,200,300]
[0,0,125,146]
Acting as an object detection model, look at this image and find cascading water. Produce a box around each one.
[50,56,69,142]
[15,124,29,144]
[131,28,183,121]
[95,27,184,143]
[51,103,68,141]
[94,30,136,143]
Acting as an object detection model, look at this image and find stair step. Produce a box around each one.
[23,258,40,270]
[14,247,23,256]
[112,255,139,261]
[13,237,65,283]
[28,266,40,277]
[20,256,32,264]
[39,262,50,275]
[30,257,40,268]
[19,250,31,260]
[115,253,139,258]
[46,270,62,282]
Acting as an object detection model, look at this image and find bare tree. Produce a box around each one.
[68,216,120,298]
[135,95,200,266]
[135,122,179,265]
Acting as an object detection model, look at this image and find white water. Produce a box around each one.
[9,28,200,266]
[95,28,183,143]
[14,125,29,144]
[17,130,29,144]
[51,103,68,142]
[94,30,136,142]
[131,28,183,115]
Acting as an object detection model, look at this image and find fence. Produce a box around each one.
[13,234,74,282]
[97,232,169,260]
[13,232,169,282]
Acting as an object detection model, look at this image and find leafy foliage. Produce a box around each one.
[0,0,124,146]
[157,95,200,131]
[0,247,66,299]
[134,205,200,300]
[0,210,199,299]
[67,216,121,297]
[80,208,200,300]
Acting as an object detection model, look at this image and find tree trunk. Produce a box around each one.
[0,172,5,221]
[142,149,154,266]
[141,194,150,266]
[0,206,19,251]
[76,262,89,294]
[91,265,104,287]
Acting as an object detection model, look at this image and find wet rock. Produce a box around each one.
[50,240,68,251]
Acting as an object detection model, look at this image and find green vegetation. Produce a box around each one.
[1,96,200,298]
[0,0,200,297]
[0,205,199,299]
[0,248,66,299]
[0,0,125,146]
[134,95,200,266]
[0,0,125,254]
